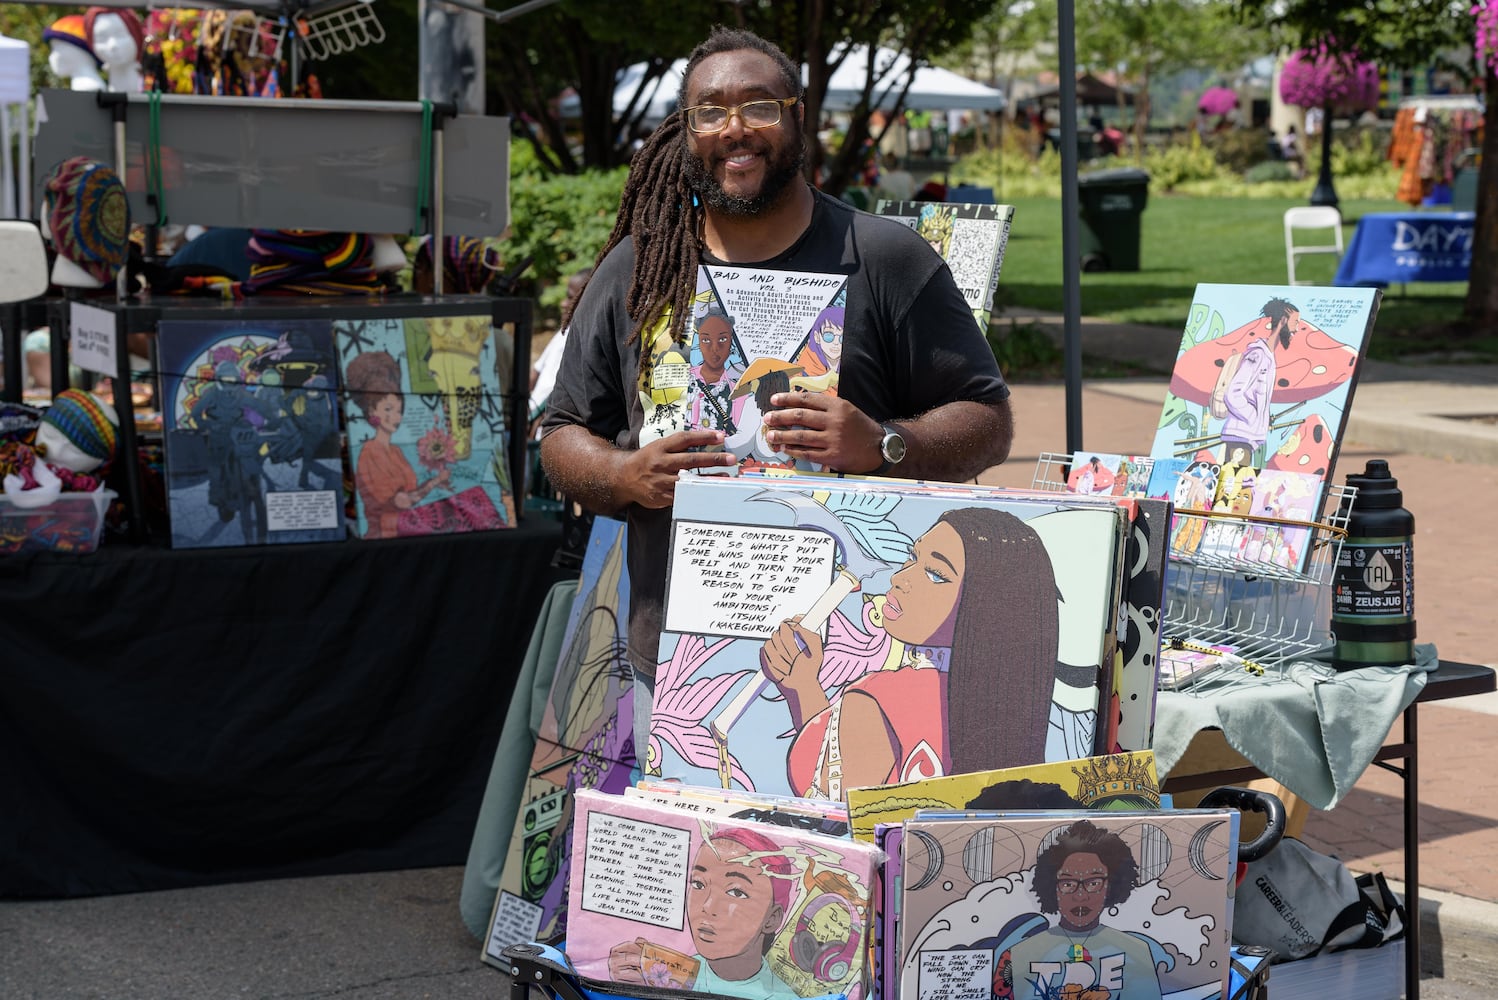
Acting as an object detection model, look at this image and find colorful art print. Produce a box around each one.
[1117,456,1154,499]
[566,789,879,1000]
[1107,498,1169,754]
[1066,453,1125,496]
[1158,459,1220,559]
[636,264,849,475]
[1151,284,1379,490]
[1238,469,1322,571]
[899,810,1239,1000]
[486,517,635,960]
[335,315,515,539]
[649,475,1126,801]
[846,752,1159,842]
[875,824,904,1000]
[157,319,346,549]
[873,200,1015,335]
[1158,643,1238,690]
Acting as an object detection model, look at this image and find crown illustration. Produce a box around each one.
[426,315,490,358]
[1072,754,1161,808]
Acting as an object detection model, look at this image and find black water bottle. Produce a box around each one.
[1331,459,1416,668]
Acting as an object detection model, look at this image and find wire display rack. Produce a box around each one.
[1034,452,1356,691]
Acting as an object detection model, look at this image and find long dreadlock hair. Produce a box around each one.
[561,27,805,376]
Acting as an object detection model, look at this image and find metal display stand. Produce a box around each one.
[1033,451,1354,680]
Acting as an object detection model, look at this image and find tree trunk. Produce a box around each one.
[1463,64,1498,326]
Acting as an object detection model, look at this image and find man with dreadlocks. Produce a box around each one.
[541,26,1014,755]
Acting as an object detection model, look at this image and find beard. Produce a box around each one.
[683,124,807,217]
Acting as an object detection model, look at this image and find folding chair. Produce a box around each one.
[1284,206,1344,285]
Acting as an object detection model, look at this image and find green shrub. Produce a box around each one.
[506,164,626,317]
[1243,160,1295,184]
[1207,128,1274,173]
[1142,133,1226,190]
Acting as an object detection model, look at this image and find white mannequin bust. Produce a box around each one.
[48,41,105,92]
[38,211,107,289]
[90,12,143,93]
[370,234,409,273]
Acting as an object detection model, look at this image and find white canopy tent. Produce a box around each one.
[0,34,30,218]
[559,46,1005,126]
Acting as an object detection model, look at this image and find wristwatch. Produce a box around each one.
[874,422,907,475]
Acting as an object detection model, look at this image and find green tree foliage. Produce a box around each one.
[0,4,77,91]
[1230,0,1495,326]
[1077,0,1261,155]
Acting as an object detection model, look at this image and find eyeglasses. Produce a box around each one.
[818,328,843,343]
[684,97,801,134]
[1056,876,1107,895]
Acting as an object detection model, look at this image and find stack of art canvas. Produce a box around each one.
[647,475,1135,801]
[899,809,1239,1000]
[565,788,881,1000]
[483,517,634,963]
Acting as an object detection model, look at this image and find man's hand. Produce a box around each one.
[608,938,648,984]
[760,391,883,474]
[619,429,736,509]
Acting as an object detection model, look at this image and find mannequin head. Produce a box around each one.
[43,15,105,91]
[85,8,145,91]
[35,389,119,474]
[369,234,409,274]
[42,157,131,289]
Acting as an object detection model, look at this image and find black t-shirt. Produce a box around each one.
[543,188,1009,677]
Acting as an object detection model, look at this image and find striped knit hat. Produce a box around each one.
[43,15,102,69]
[44,157,131,287]
[415,236,492,294]
[244,230,385,296]
[39,389,118,470]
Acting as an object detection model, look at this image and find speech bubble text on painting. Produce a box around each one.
[665,521,836,639]
[917,948,993,1000]
[580,812,691,929]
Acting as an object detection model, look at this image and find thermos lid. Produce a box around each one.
[1345,459,1403,509]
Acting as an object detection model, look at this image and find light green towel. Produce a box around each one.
[1153,643,1436,810]
[459,578,579,940]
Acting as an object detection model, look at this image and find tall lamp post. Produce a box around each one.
[1279,45,1379,210]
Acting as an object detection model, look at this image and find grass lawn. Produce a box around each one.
[993,194,1496,362]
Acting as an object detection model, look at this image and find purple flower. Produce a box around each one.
[1279,44,1379,111]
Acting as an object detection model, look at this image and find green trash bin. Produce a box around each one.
[1077,167,1150,271]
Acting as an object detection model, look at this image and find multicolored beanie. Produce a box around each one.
[44,157,131,286]
[43,15,102,69]
[39,389,118,469]
[244,230,384,296]
[415,236,492,294]
[83,8,146,63]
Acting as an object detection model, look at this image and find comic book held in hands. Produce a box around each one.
[566,789,881,1000]
[636,264,848,475]
[900,809,1240,1000]
[873,200,1015,336]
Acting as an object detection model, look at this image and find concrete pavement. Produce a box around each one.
[3,316,1496,998]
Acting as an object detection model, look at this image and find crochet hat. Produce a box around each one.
[43,15,102,69]
[415,236,492,294]
[39,389,118,469]
[83,8,146,64]
[44,157,131,286]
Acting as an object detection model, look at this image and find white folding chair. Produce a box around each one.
[1284,206,1344,285]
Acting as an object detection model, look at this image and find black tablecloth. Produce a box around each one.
[0,519,569,898]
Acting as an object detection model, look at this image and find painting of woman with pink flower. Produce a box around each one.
[344,349,452,538]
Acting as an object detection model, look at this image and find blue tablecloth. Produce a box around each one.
[1334,211,1474,287]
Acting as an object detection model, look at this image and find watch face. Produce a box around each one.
[882,430,907,464]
